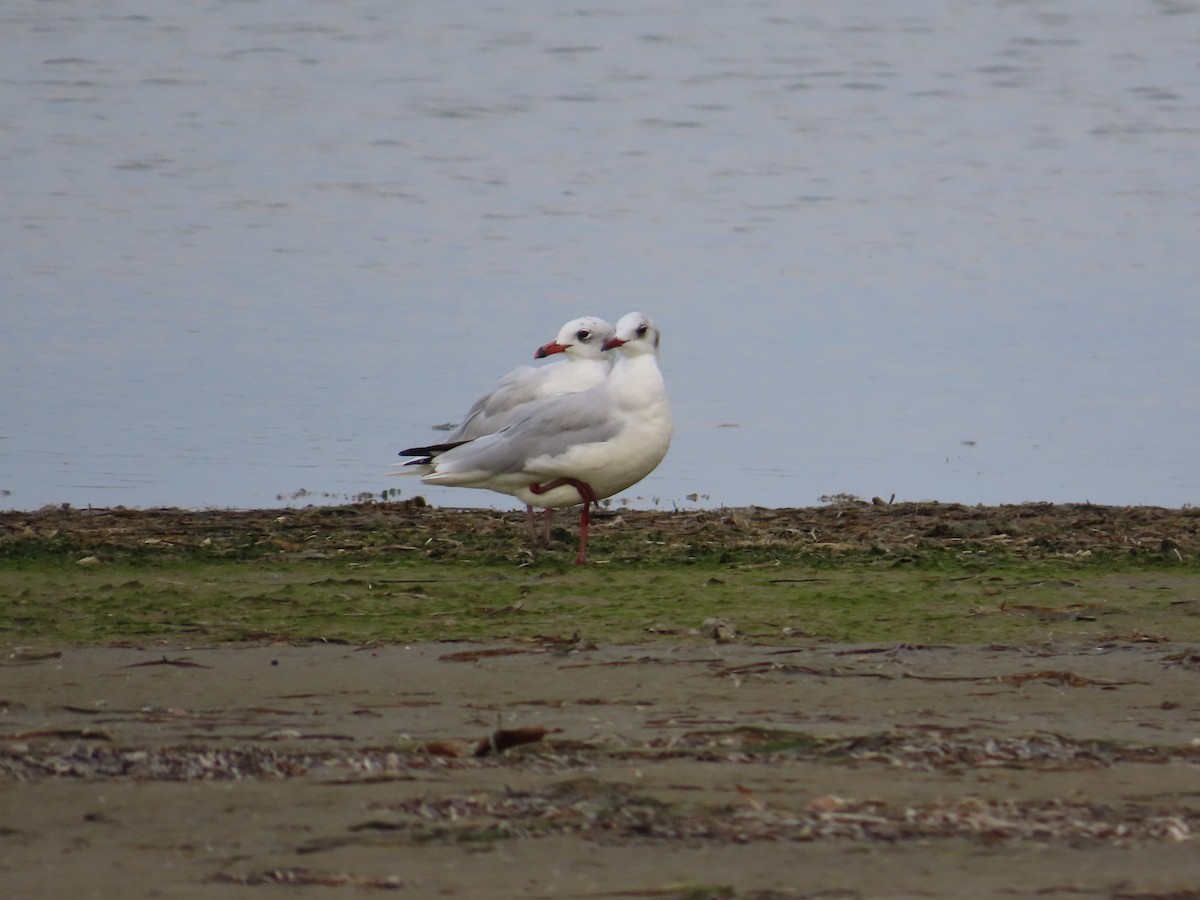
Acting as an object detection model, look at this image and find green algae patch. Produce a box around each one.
[2,553,1198,647]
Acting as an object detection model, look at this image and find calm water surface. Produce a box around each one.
[3,1,1198,511]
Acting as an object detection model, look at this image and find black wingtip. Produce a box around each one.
[398,440,471,459]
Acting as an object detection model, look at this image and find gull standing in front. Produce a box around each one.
[398,312,672,564]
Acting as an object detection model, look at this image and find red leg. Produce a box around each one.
[528,477,597,505]
[525,504,537,543]
[525,508,552,549]
[575,503,590,565]
[525,504,555,546]
[528,478,597,564]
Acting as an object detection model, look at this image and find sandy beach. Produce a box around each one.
[3,638,1200,898]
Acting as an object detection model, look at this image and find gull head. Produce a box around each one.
[603,311,661,355]
[535,316,616,360]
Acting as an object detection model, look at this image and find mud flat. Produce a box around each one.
[2,640,1199,898]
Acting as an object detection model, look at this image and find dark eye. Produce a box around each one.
[576,329,591,341]
[636,323,649,337]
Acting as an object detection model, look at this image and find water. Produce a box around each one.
[3,0,1198,512]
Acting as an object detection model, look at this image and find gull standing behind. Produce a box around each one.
[445,316,615,443]
[398,312,672,565]
[411,316,614,541]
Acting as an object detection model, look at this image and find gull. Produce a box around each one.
[444,316,615,443]
[399,312,672,564]
[428,316,614,541]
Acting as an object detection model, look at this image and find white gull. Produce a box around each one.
[432,315,614,540]
[444,316,615,443]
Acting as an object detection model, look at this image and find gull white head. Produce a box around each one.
[602,311,661,356]
[535,316,616,361]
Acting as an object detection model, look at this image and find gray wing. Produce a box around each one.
[434,388,621,477]
[448,364,543,441]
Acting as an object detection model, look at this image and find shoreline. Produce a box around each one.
[3,500,1196,571]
